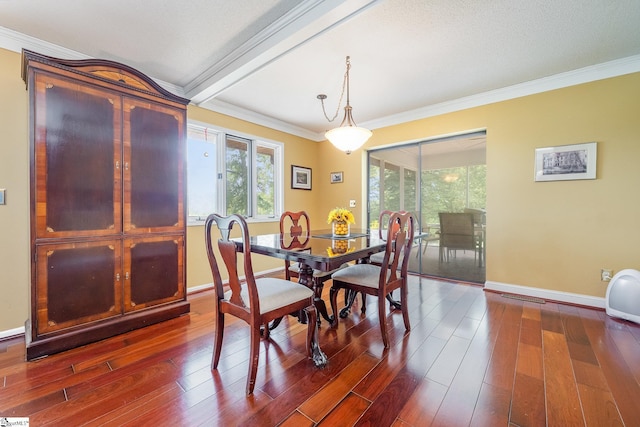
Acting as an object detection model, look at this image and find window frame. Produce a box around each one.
[186,122,284,225]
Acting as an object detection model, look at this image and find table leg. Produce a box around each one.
[298,263,333,323]
[305,305,328,367]
[339,290,360,318]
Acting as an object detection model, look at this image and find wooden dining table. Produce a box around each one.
[237,228,388,323]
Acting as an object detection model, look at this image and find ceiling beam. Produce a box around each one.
[187,0,380,104]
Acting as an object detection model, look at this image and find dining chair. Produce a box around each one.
[280,211,347,308]
[329,211,415,348]
[204,213,324,395]
[438,212,479,264]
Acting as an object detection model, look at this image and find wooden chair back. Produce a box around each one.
[204,213,258,321]
[379,211,415,284]
[280,210,310,236]
[279,211,311,280]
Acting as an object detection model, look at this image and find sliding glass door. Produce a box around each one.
[367,132,486,283]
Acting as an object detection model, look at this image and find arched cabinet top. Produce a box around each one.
[22,49,190,107]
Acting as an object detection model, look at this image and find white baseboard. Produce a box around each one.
[0,326,25,340]
[484,280,606,309]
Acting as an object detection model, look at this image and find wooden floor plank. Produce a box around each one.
[318,392,371,426]
[543,330,585,426]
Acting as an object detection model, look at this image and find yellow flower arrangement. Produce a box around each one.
[326,207,355,225]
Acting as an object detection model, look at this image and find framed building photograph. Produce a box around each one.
[330,171,343,184]
[534,142,597,182]
[291,165,312,190]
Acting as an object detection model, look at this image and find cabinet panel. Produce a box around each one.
[34,72,122,239]
[123,98,184,233]
[123,235,184,312]
[36,240,122,334]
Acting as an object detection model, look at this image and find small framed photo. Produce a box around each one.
[0,189,4,205]
[330,171,343,184]
[535,142,597,182]
[291,165,312,190]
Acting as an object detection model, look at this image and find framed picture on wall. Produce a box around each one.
[330,171,343,183]
[534,142,597,182]
[291,165,312,190]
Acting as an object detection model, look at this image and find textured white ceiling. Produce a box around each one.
[2,0,640,140]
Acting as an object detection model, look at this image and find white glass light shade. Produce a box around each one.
[325,126,372,154]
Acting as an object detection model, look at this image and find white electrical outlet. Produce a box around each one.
[601,269,613,282]
[349,200,356,208]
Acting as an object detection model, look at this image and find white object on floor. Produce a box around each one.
[606,269,640,324]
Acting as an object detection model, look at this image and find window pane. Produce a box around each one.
[226,136,249,215]
[368,159,380,229]
[256,145,275,216]
[468,164,486,209]
[422,166,467,224]
[383,163,400,212]
[404,168,417,214]
[187,127,216,220]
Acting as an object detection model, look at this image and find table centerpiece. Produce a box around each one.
[327,207,355,238]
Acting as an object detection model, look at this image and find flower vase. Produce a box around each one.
[332,220,350,237]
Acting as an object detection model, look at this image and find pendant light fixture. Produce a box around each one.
[317,56,372,154]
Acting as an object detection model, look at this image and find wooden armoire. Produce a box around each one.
[22,50,191,360]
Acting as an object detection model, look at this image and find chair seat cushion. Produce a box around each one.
[331,263,389,289]
[224,277,313,314]
[289,262,348,278]
[369,251,403,268]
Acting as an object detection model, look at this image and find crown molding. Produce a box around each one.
[201,98,320,140]
[361,54,640,133]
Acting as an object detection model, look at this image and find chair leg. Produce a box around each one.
[329,286,340,327]
[246,325,261,395]
[378,294,389,348]
[400,282,411,332]
[211,311,224,370]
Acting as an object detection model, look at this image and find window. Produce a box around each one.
[187,123,283,222]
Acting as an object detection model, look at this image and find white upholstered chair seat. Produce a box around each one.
[369,252,404,266]
[224,277,314,315]
[330,264,390,289]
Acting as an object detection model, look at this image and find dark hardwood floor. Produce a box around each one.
[2,273,640,426]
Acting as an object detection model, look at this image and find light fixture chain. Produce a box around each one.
[320,66,348,123]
